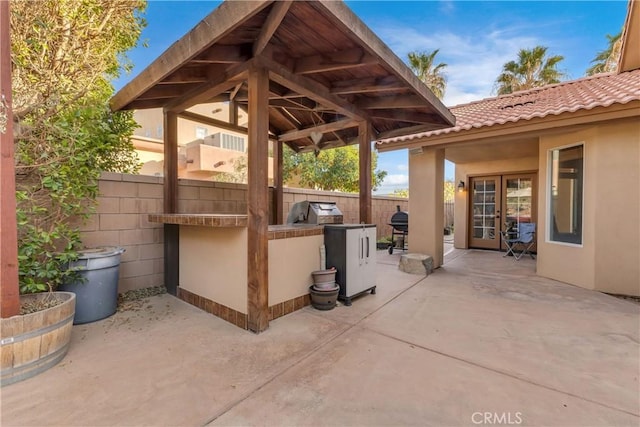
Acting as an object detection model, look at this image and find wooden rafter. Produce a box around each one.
[293,47,377,75]
[258,56,369,121]
[192,44,250,64]
[179,110,277,140]
[252,1,292,56]
[278,118,356,142]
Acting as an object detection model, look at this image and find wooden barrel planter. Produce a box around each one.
[1,292,76,386]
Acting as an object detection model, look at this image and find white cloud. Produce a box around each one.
[375,25,542,106]
[384,174,409,186]
[396,164,408,172]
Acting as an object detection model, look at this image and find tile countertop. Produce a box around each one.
[148,214,325,239]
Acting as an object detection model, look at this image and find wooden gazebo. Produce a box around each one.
[111,0,454,332]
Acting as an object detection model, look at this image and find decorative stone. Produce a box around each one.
[399,253,434,275]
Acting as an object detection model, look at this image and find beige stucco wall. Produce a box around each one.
[269,235,325,306]
[179,226,248,314]
[409,148,444,267]
[454,156,538,249]
[538,119,640,296]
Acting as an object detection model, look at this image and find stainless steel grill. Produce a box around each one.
[286,201,343,225]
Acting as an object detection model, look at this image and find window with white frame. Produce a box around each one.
[221,133,245,152]
[195,126,208,139]
[549,144,583,244]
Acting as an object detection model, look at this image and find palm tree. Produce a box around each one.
[586,30,623,76]
[407,49,447,99]
[494,46,566,95]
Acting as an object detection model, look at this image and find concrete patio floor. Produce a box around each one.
[2,249,639,426]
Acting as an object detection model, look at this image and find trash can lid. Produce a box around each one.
[77,246,126,259]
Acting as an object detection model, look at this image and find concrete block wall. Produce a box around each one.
[85,173,408,293]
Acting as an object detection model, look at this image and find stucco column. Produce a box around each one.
[408,148,445,267]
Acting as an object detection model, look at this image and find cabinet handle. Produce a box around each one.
[366,236,370,258]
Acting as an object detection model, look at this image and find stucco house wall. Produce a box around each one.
[538,118,639,295]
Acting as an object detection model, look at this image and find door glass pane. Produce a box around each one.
[505,177,533,231]
[472,179,497,240]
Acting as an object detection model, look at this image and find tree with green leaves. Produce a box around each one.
[586,30,623,76]
[11,0,146,293]
[283,145,387,193]
[494,46,566,95]
[407,49,447,100]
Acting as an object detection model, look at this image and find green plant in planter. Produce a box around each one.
[11,0,146,294]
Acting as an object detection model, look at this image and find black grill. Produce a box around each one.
[388,206,408,254]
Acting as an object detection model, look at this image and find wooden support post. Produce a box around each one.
[163,111,179,295]
[358,121,372,224]
[274,140,284,224]
[0,0,20,318]
[247,65,270,333]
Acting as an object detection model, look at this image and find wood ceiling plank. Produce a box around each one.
[357,94,428,110]
[138,85,197,101]
[158,67,209,84]
[253,1,292,56]
[293,48,378,75]
[278,118,357,142]
[369,110,443,125]
[331,76,405,95]
[192,44,251,64]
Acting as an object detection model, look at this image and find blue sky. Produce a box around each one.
[113,0,629,194]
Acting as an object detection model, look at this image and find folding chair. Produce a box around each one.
[501,223,536,260]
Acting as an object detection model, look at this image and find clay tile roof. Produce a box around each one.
[377,69,640,146]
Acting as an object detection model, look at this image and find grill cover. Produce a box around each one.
[390,205,408,232]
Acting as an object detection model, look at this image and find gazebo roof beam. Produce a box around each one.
[293,47,378,75]
[278,118,357,142]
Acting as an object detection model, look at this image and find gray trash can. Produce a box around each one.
[60,246,125,324]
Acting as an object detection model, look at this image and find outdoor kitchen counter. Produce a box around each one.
[148,214,325,326]
[148,214,324,240]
